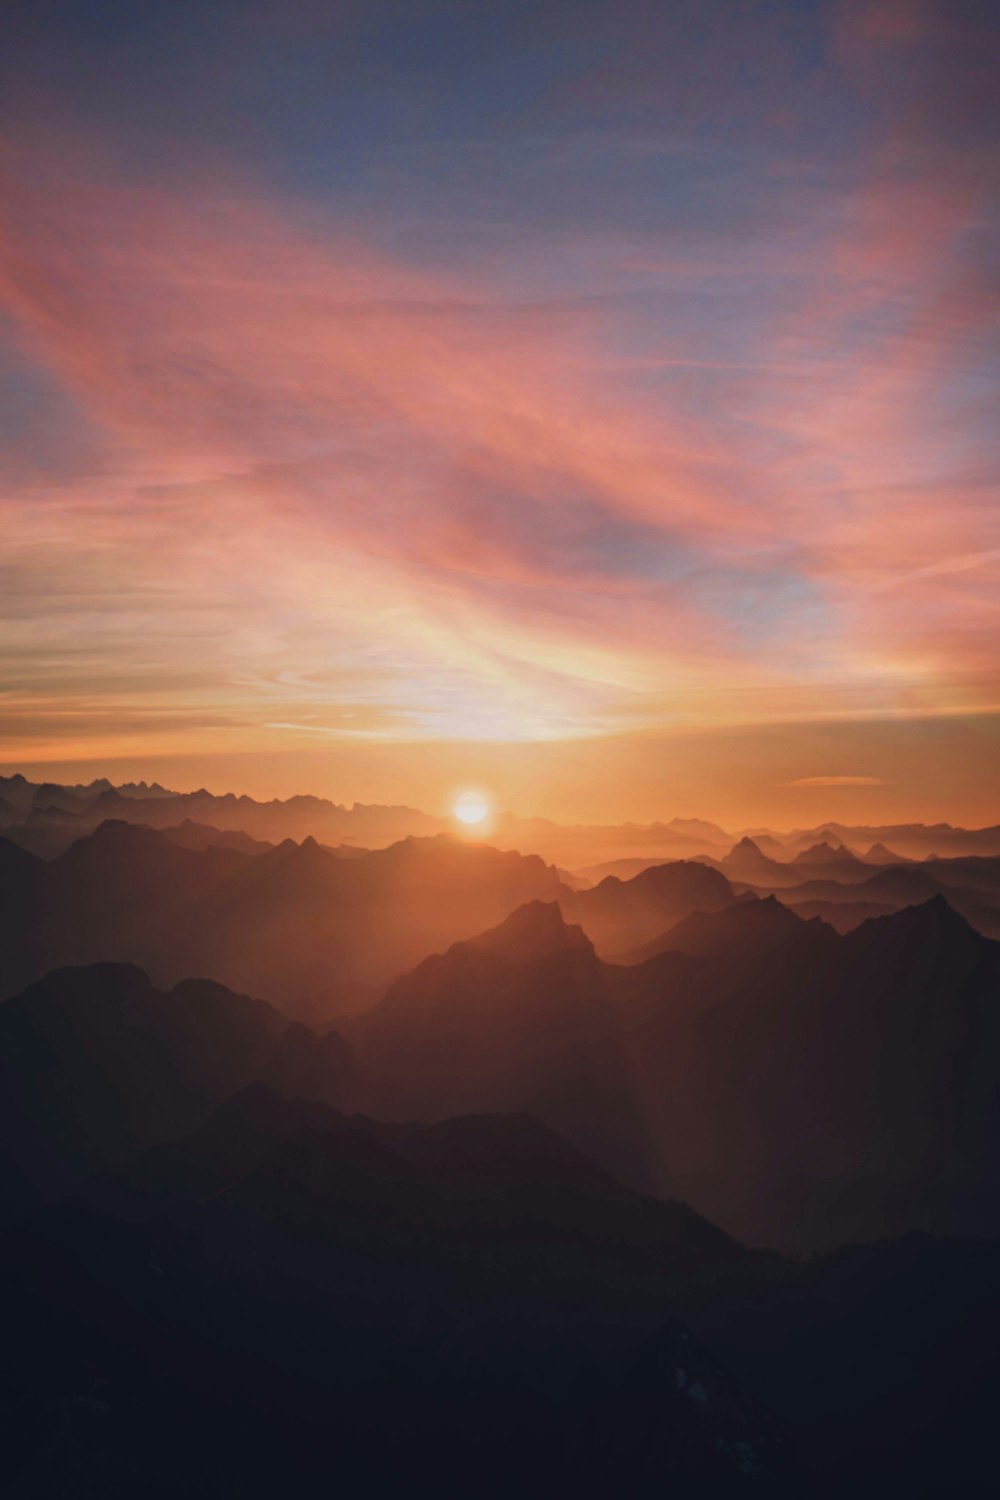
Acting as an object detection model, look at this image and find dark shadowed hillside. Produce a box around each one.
[1,1079,996,1497]
[343,897,1000,1252]
[0,964,349,1219]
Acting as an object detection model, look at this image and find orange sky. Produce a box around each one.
[8,711,1000,831]
[2,1,998,828]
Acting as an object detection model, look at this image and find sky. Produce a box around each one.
[1,0,998,826]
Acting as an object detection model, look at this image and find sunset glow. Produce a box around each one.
[453,793,491,828]
[2,9,999,1492]
[0,0,997,827]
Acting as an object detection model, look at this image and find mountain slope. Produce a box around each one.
[0,964,349,1218]
[342,896,1000,1251]
[621,898,1000,1248]
[343,902,653,1185]
[0,825,567,1011]
[560,859,736,954]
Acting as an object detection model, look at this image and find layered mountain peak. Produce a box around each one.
[465,899,593,963]
[793,840,846,864]
[857,892,977,943]
[659,894,815,959]
[721,836,779,872]
[61,818,168,858]
[864,841,905,864]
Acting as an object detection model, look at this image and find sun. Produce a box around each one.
[453,790,490,827]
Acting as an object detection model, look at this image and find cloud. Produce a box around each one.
[0,0,997,762]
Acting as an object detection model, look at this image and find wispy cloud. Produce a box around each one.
[0,0,997,779]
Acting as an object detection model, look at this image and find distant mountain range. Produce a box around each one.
[0,822,745,1015]
[3,772,999,865]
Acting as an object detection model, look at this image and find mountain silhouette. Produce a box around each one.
[0,825,567,1014]
[863,840,907,864]
[343,902,651,1186]
[718,835,785,880]
[623,891,824,964]
[0,963,349,1219]
[560,859,736,954]
[3,1075,996,1496]
[791,839,846,863]
[0,827,753,1015]
[341,896,1000,1250]
[620,897,1000,1248]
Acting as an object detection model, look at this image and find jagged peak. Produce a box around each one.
[793,840,847,864]
[65,818,164,851]
[661,894,820,957]
[865,841,903,863]
[852,894,979,945]
[462,900,593,962]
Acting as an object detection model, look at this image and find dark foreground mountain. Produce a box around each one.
[1,1078,996,1497]
[0,964,349,1221]
[0,950,997,1494]
[341,902,649,1185]
[342,896,1000,1251]
[620,896,1000,1248]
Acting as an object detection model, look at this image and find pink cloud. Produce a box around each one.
[0,116,997,758]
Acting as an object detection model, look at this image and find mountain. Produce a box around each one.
[712,837,885,890]
[0,825,568,1014]
[4,1074,995,1496]
[925,853,1000,897]
[0,963,350,1219]
[717,836,789,881]
[863,841,907,864]
[98,1080,728,1253]
[623,892,824,964]
[620,897,1000,1249]
[572,855,669,883]
[0,774,445,856]
[785,821,1000,860]
[4,1082,997,1495]
[0,1081,796,1496]
[780,897,896,934]
[559,859,736,955]
[159,819,276,855]
[342,902,651,1185]
[1,873,998,1492]
[0,771,35,813]
[742,831,788,857]
[791,839,845,864]
[0,836,48,997]
[342,896,1000,1252]
[664,816,731,844]
[766,862,1000,939]
[0,827,745,1016]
